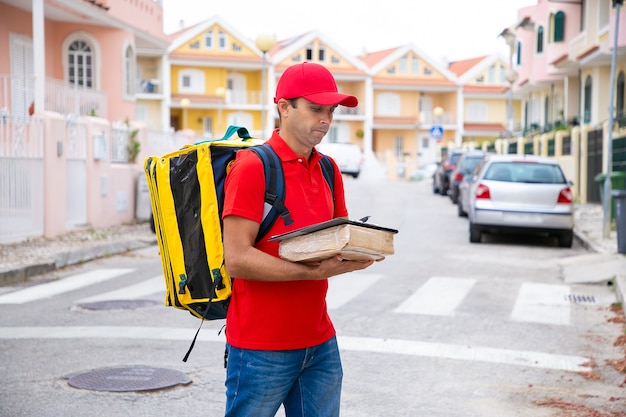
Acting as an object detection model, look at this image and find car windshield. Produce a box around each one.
[483,161,566,184]
[460,156,484,173]
[449,153,463,165]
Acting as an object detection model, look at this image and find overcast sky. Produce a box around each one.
[162,0,535,63]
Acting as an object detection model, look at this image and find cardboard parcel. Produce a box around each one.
[269,218,398,262]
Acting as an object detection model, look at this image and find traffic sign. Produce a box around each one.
[430,125,444,141]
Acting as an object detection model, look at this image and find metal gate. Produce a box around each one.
[65,117,87,227]
[0,117,44,243]
[586,128,603,203]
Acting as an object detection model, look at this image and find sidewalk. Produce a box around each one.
[0,206,624,302]
[0,222,157,285]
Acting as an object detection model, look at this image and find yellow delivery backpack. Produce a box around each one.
[144,125,336,324]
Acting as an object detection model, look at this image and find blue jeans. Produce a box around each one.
[224,336,343,417]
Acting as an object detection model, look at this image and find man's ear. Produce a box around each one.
[277,99,290,118]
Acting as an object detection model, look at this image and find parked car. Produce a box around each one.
[466,155,574,247]
[457,162,482,218]
[317,142,363,178]
[432,150,464,196]
[411,162,438,181]
[448,151,491,204]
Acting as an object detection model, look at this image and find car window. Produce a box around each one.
[484,162,566,184]
[460,156,484,173]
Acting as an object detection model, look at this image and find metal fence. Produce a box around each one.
[0,116,44,243]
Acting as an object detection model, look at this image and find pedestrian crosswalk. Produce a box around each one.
[0,268,614,324]
[0,267,614,373]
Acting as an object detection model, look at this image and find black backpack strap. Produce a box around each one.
[248,144,293,242]
[318,154,336,198]
[248,145,337,242]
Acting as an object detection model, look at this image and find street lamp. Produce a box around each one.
[180,98,190,130]
[256,34,276,140]
[499,27,517,155]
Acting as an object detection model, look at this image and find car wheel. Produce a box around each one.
[557,230,573,248]
[432,180,439,194]
[469,223,482,243]
[458,201,467,217]
[450,189,458,204]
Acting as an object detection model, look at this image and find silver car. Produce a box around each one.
[467,155,574,247]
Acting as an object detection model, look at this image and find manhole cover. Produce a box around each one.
[66,365,192,392]
[77,299,160,310]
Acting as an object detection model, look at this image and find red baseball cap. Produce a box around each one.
[274,62,358,107]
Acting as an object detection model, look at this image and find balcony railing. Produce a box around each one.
[45,78,107,118]
[0,75,107,119]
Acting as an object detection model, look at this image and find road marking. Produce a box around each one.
[77,275,164,303]
[394,277,476,315]
[338,336,590,372]
[0,269,134,304]
[511,283,570,325]
[0,326,591,372]
[327,273,383,309]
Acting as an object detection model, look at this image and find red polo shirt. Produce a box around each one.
[222,130,348,350]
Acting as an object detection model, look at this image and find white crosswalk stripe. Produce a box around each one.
[77,275,164,303]
[0,268,134,304]
[511,282,571,325]
[393,277,476,316]
[326,272,383,309]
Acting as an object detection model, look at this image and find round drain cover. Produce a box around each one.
[77,299,160,310]
[66,365,192,392]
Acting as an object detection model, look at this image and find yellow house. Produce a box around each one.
[449,54,521,151]
[167,16,267,138]
[361,44,460,172]
[269,31,369,148]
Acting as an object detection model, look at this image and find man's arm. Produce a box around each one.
[223,215,374,282]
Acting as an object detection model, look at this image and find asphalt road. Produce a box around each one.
[0,177,625,417]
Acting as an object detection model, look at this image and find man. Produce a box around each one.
[222,62,380,417]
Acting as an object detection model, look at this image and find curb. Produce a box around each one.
[0,238,157,287]
[574,228,626,314]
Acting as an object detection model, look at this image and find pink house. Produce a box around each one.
[0,0,172,243]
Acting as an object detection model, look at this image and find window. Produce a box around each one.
[331,56,340,64]
[583,75,592,124]
[488,66,495,83]
[400,57,407,73]
[544,96,550,125]
[467,102,488,122]
[178,69,205,94]
[412,57,419,74]
[318,45,325,62]
[203,117,213,137]
[306,45,313,61]
[553,11,565,42]
[516,41,522,65]
[393,136,404,158]
[68,40,93,88]
[617,71,625,118]
[500,64,506,84]
[377,93,400,116]
[205,30,213,49]
[189,41,200,49]
[123,45,134,97]
[218,31,226,49]
[386,66,396,74]
[424,68,432,75]
[537,26,544,53]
